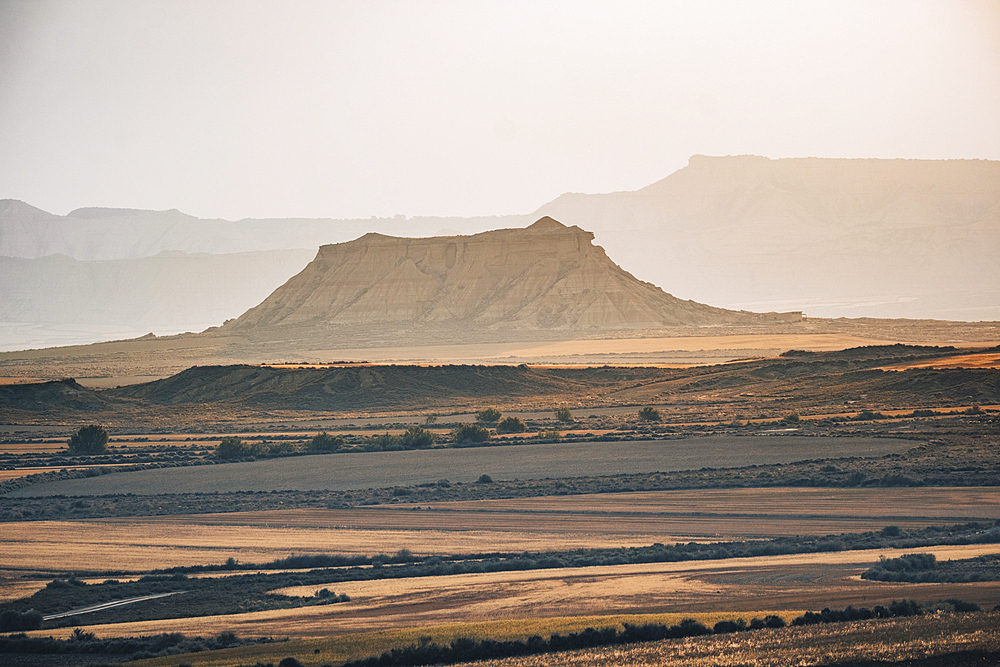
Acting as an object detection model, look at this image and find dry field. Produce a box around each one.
[448,613,1000,667]
[2,487,997,573]
[4,436,914,497]
[122,612,1000,667]
[0,464,146,481]
[16,543,1000,642]
[880,350,1000,371]
[306,333,934,366]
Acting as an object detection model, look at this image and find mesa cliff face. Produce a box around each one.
[228,217,760,333]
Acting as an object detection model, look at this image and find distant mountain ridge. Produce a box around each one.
[0,198,525,260]
[2,155,998,351]
[227,217,778,335]
[0,249,315,350]
[537,155,1000,320]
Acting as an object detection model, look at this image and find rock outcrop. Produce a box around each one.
[227,217,767,334]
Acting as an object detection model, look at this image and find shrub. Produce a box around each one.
[476,407,502,423]
[215,436,252,459]
[309,432,344,453]
[477,474,494,483]
[451,423,490,444]
[944,598,980,612]
[398,426,436,448]
[763,614,786,628]
[0,609,43,631]
[638,407,662,422]
[68,425,109,454]
[554,408,574,423]
[845,472,867,486]
[496,417,527,434]
[782,413,800,423]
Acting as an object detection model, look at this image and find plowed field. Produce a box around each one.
[3,487,996,573]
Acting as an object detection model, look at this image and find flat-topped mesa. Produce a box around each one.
[227,217,770,333]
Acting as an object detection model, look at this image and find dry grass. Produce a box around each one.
[4,487,997,573]
[460,613,1000,667]
[880,351,1000,371]
[16,544,1000,643]
[306,333,927,367]
[128,612,799,667]
[410,487,1000,524]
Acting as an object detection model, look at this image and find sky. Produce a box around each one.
[1,0,998,221]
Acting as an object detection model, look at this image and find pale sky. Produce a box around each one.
[1,0,998,221]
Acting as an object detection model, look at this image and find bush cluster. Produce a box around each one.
[67,425,109,455]
[343,619,719,667]
[862,552,1000,583]
[554,408,573,422]
[451,423,490,444]
[0,609,42,631]
[637,407,662,422]
[309,432,344,453]
[861,553,937,582]
[792,599,925,625]
[0,630,274,660]
[476,408,502,423]
[344,598,984,667]
[0,570,352,627]
[361,427,437,451]
[495,417,526,434]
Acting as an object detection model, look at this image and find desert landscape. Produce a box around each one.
[3,4,1000,666]
[1,207,999,666]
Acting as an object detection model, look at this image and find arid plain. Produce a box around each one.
[2,333,1000,666]
[2,190,1000,665]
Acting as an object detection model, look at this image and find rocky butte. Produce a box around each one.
[222,216,792,342]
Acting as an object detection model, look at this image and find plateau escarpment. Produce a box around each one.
[226,217,778,339]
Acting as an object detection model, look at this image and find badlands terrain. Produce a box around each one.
[1,159,999,665]
[2,155,999,351]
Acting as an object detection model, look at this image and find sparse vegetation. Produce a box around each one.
[862,552,1000,583]
[398,425,436,448]
[555,408,574,423]
[451,423,490,444]
[67,424,109,454]
[496,417,527,434]
[340,599,983,667]
[477,407,502,423]
[0,629,277,661]
[0,569,353,627]
[309,431,344,453]
[0,609,42,631]
[638,407,662,422]
[215,436,254,459]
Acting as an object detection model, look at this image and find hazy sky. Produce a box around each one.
[1,0,998,220]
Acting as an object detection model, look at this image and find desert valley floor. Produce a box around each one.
[1,330,999,666]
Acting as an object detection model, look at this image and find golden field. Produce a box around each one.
[3,487,998,573]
